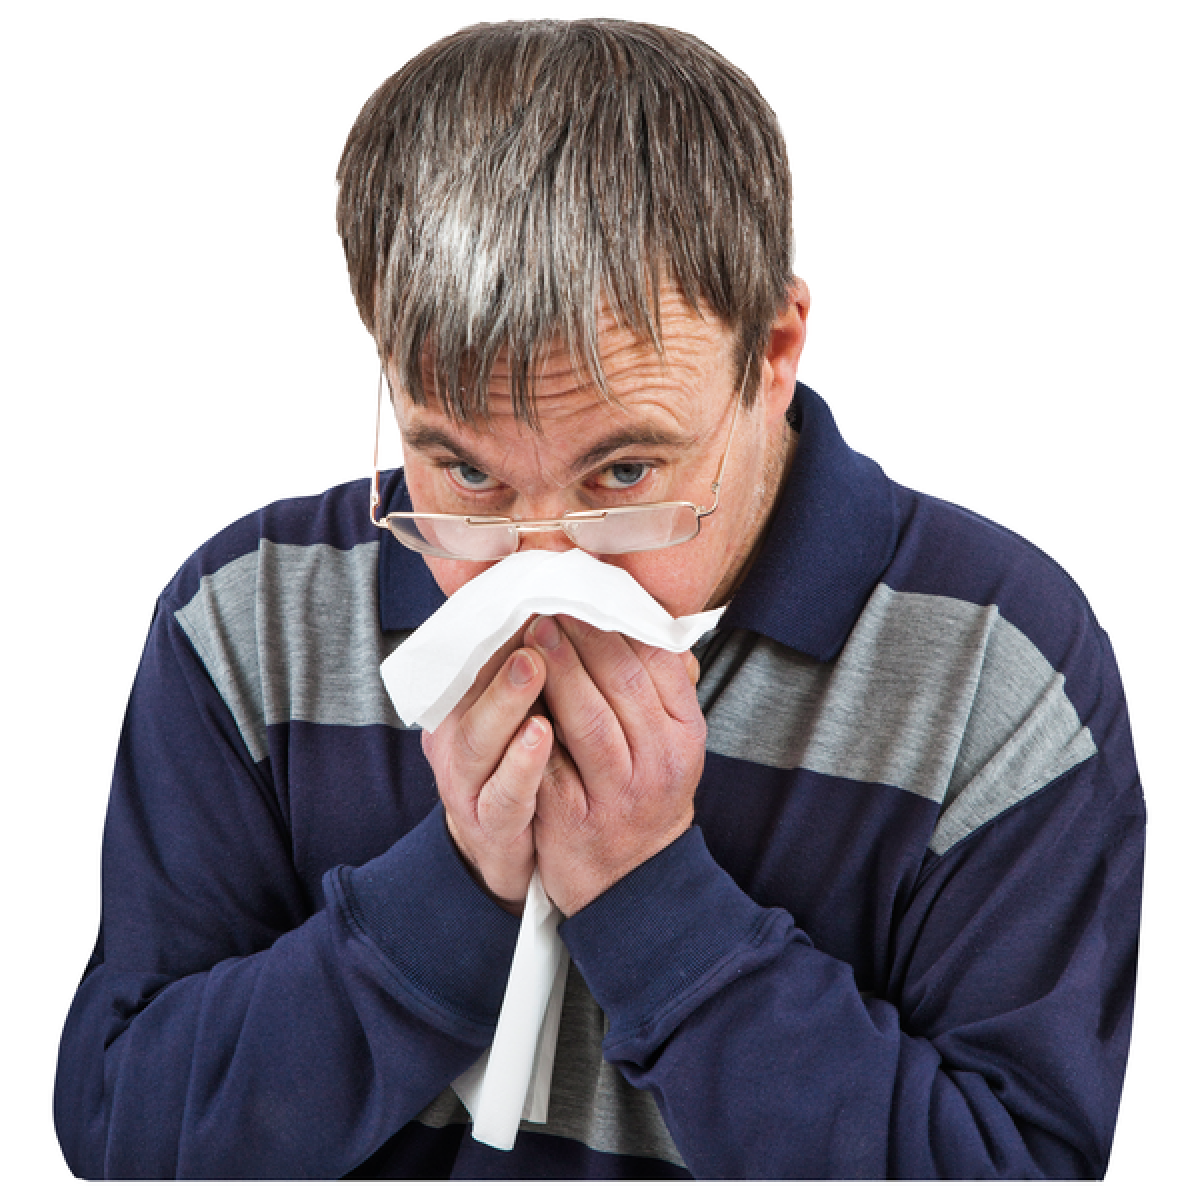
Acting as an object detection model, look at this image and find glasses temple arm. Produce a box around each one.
[697,359,751,519]
[370,365,388,527]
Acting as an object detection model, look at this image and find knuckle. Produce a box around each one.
[638,641,679,680]
[640,643,671,670]
[609,655,650,701]
[480,773,527,817]
[455,712,493,768]
[634,724,704,795]
[574,701,618,753]
[459,673,539,763]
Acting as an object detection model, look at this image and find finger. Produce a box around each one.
[453,622,534,716]
[628,640,706,726]
[560,616,666,720]
[533,733,586,829]
[477,715,553,840]
[525,616,633,787]
[451,646,547,798]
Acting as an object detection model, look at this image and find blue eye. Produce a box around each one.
[449,463,494,491]
[601,462,651,489]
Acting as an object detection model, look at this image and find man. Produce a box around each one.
[54,18,1143,1179]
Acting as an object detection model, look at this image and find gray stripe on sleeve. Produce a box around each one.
[929,616,1096,854]
[175,551,269,761]
[697,584,1096,854]
[174,541,410,762]
[254,540,409,732]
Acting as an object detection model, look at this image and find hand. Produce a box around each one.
[523,615,707,917]
[421,626,554,914]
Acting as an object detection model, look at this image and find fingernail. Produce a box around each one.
[509,650,535,687]
[532,616,561,650]
[521,717,546,747]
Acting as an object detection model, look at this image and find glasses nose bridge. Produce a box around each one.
[504,486,581,537]
[508,515,570,532]
[516,529,580,555]
[509,506,611,549]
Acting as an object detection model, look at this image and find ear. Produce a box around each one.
[760,278,810,423]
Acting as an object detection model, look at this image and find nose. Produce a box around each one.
[508,494,579,554]
[514,523,577,554]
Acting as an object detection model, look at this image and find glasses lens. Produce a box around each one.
[385,515,518,560]
[566,504,700,554]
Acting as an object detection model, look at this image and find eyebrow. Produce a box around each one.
[402,422,695,475]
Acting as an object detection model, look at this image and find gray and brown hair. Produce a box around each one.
[336,19,794,425]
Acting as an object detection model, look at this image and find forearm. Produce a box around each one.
[55,809,518,1179]
[560,822,1138,1180]
[602,938,1078,1178]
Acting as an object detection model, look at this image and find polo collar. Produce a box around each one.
[721,382,899,661]
[379,382,898,662]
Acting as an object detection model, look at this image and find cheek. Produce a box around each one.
[426,557,492,598]
[607,542,719,618]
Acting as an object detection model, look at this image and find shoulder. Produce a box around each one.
[875,486,1139,853]
[880,485,1124,737]
[885,486,1101,672]
[152,476,405,760]
[159,475,385,614]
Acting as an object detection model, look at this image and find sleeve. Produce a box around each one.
[558,633,1145,1180]
[53,597,519,1180]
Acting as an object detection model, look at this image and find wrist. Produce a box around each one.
[559,828,776,1037]
[331,806,522,1032]
[551,815,695,917]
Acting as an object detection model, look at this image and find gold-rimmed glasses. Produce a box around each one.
[369,367,746,561]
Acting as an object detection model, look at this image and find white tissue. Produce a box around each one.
[448,868,569,1150]
[380,548,723,732]
[378,548,723,1150]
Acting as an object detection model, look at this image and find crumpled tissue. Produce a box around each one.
[379,548,723,1150]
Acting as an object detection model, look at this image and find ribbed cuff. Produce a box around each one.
[333,806,521,1031]
[559,827,772,1043]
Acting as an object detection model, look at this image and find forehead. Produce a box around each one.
[404,292,735,442]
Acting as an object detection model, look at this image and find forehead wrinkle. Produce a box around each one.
[400,293,734,484]
[481,295,728,407]
[404,288,732,434]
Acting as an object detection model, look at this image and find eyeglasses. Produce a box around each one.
[370,365,747,561]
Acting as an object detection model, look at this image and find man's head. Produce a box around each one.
[337,19,808,613]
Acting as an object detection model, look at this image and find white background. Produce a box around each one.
[2,2,1196,1195]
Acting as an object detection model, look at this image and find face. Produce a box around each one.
[391,285,809,617]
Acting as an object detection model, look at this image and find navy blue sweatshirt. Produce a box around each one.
[54,384,1143,1178]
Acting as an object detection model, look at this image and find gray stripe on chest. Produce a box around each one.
[698,584,1096,854]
